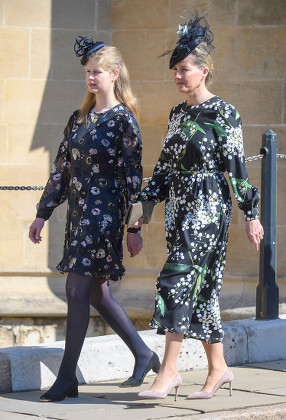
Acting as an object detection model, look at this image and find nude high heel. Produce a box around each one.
[138,373,182,401]
[187,368,233,399]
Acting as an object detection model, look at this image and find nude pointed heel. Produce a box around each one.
[187,368,234,400]
[138,373,182,401]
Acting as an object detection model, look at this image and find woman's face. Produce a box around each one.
[85,59,117,96]
[172,56,208,95]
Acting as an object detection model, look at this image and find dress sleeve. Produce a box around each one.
[139,110,173,203]
[216,104,260,221]
[118,113,143,206]
[36,112,76,220]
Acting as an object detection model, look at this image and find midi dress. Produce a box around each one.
[139,96,260,343]
[36,104,142,281]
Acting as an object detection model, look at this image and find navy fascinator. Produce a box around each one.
[74,36,105,65]
[163,11,214,69]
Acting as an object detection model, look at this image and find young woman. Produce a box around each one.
[29,36,160,402]
[134,13,264,400]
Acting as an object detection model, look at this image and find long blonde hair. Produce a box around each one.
[78,46,139,121]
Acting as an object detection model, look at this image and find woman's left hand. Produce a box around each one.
[245,219,264,251]
[127,233,143,257]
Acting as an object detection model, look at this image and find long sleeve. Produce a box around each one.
[118,113,143,206]
[215,104,260,221]
[36,112,76,220]
[139,111,173,203]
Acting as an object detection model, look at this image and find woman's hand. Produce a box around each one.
[245,219,264,251]
[131,217,144,229]
[29,218,45,244]
[127,233,143,257]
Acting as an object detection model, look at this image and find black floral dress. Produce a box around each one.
[140,96,259,343]
[36,104,142,281]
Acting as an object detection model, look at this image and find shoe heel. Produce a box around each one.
[229,380,232,396]
[174,385,180,401]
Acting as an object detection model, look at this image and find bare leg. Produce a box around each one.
[147,332,183,392]
[201,342,228,392]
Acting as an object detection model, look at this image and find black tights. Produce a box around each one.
[49,272,152,392]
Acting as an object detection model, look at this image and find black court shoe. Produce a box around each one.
[120,352,161,387]
[39,378,78,402]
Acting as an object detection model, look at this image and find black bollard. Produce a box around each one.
[256,129,279,320]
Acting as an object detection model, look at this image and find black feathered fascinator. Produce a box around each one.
[74,36,105,65]
[164,11,214,69]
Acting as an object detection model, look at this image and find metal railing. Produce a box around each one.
[1,130,286,321]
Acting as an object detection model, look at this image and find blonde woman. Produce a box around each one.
[29,37,160,402]
[134,13,264,400]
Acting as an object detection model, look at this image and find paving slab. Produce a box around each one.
[247,359,286,371]
[0,362,285,420]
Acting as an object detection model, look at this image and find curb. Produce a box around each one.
[0,316,285,393]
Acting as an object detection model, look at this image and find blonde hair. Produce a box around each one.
[189,42,214,85]
[78,46,139,121]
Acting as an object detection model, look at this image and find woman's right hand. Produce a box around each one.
[131,217,143,229]
[29,218,45,244]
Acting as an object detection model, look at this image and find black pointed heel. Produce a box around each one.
[39,378,78,402]
[120,352,161,387]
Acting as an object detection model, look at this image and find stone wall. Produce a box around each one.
[0,0,285,347]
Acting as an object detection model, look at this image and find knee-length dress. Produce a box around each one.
[139,96,259,343]
[36,104,142,281]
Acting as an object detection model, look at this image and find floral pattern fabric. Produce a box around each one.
[140,96,259,343]
[36,104,142,281]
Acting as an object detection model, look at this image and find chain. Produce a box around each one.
[1,154,286,190]
[0,186,44,191]
[245,154,264,162]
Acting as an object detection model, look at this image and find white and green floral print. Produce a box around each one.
[140,96,259,343]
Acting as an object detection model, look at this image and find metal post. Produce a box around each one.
[256,129,279,320]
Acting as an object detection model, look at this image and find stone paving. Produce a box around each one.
[0,360,285,420]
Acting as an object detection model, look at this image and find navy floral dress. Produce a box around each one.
[140,96,259,343]
[36,104,142,281]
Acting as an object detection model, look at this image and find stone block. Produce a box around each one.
[238,0,286,26]
[277,165,286,227]
[141,124,166,167]
[211,80,282,125]
[277,227,286,275]
[52,30,111,81]
[31,29,51,80]
[144,222,167,269]
[51,0,96,30]
[4,0,51,28]
[168,0,209,29]
[208,0,237,28]
[216,27,286,79]
[223,323,249,366]
[0,28,29,79]
[112,0,168,29]
[7,124,50,165]
[112,29,166,81]
[226,224,260,274]
[133,81,181,125]
[237,318,286,363]
[0,352,12,393]
[4,79,85,125]
[97,0,111,30]
[0,124,8,163]
[4,80,46,125]
[243,126,270,159]
[29,123,64,158]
